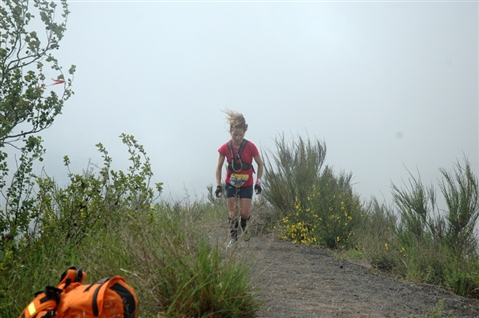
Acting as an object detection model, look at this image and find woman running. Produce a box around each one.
[215,109,264,246]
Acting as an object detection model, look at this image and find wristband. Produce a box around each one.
[256,178,262,186]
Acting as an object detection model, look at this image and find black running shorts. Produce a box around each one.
[225,183,253,199]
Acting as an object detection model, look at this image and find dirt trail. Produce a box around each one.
[240,234,479,318]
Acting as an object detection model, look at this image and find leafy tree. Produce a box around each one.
[0,0,75,240]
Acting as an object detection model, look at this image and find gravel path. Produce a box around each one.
[237,235,479,318]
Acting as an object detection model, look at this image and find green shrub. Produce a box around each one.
[359,158,479,298]
[2,135,258,317]
[49,134,160,239]
[262,134,364,249]
[1,134,162,315]
[352,198,400,270]
[281,166,364,248]
[262,133,326,219]
[3,200,259,318]
[439,159,479,257]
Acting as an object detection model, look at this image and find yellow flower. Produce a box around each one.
[336,236,340,242]
[384,243,389,251]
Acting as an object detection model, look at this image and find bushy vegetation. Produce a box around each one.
[263,134,364,249]
[281,166,363,248]
[262,134,326,217]
[0,136,259,317]
[2,129,478,317]
[358,159,479,298]
[263,134,479,299]
[2,1,479,316]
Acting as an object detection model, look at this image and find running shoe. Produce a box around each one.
[227,238,237,248]
[241,226,251,241]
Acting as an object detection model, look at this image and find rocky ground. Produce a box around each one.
[235,234,479,318]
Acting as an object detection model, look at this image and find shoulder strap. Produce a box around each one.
[227,139,249,157]
[227,140,234,158]
[239,139,248,157]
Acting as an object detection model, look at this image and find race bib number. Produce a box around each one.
[230,173,249,188]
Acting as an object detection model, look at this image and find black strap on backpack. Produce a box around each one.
[20,286,62,318]
[227,139,255,173]
[60,266,84,290]
[40,286,62,304]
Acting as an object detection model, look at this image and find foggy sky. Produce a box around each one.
[25,1,478,206]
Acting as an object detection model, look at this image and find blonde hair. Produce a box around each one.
[222,109,248,132]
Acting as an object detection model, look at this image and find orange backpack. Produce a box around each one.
[19,267,138,318]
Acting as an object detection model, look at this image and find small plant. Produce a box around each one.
[407,299,456,318]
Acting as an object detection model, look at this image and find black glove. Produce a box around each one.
[215,185,222,198]
[254,184,262,194]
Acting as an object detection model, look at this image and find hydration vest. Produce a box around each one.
[227,139,254,173]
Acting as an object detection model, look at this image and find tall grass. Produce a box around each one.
[358,158,479,298]
[2,199,259,318]
[83,201,258,317]
[1,136,259,317]
[440,161,479,257]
